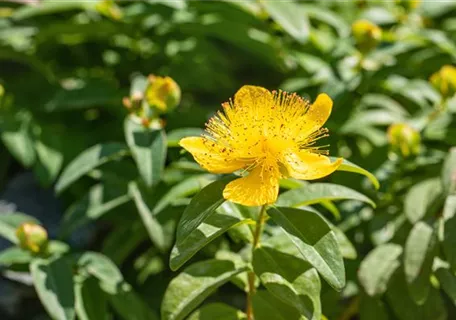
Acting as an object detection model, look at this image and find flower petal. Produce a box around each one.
[284,151,342,180]
[223,160,280,206]
[300,93,333,136]
[179,137,246,174]
[234,85,273,111]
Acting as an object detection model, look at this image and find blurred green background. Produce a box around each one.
[1,0,456,319]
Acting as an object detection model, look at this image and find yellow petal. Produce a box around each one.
[179,137,246,174]
[300,93,333,137]
[223,160,280,206]
[284,151,342,180]
[234,85,273,111]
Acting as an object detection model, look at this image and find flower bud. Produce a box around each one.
[16,223,48,254]
[396,0,421,10]
[0,84,4,98]
[145,75,181,114]
[352,20,382,52]
[387,123,421,157]
[430,65,456,99]
[96,0,122,20]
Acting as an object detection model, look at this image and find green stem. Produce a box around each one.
[246,204,267,320]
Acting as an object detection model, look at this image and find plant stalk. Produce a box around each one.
[246,204,267,320]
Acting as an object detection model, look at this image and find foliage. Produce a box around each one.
[0,0,456,319]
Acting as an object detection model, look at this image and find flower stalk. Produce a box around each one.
[246,204,267,320]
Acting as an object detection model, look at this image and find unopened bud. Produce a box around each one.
[145,76,181,114]
[352,20,382,52]
[430,65,456,99]
[396,0,421,10]
[387,123,421,157]
[96,0,122,20]
[0,84,4,97]
[16,223,48,254]
[122,97,132,109]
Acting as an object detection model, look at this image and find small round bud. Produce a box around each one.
[16,223,48,254]
[430,65,456,99]
[352,20,382,52]
[95,0,123,20]
[387,123,421,157]
[145,76,181,114]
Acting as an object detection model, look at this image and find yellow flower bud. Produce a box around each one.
[16,223,48,254]
[387,123,421,157]
[352,20,382,52]
[96,0,122,20]
[430,65,456,99]
[145,76,181,114]
[0,84,4,98]
[396,0,421,10]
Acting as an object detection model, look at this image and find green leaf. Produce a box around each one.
[217,202,254,243]
[332,225,357,260]
[386,270,447,320]
[30,257,76,320]
[0,212,39,243]
[252,290,305,320]
[33,127,64,186]
[359,293,390,320]
[188,303,246,320]
[276,183,375,208]
[60,183,131,237]
[175,177,234,245]
[442,147,456,195]
[76,252,123,295]
[129,181,166,251]
[358,244,402,297]
[215,250,251,291]
[261,1,309,43]
[404,178,443,223]
[55,143,127,193]
[435,266,456,306]
[1,113,35,167]
[267,207,345,290]
[332,158,380,189]
[75,276,109,320]
[154,174,215,215]
[170,202,251,271]
[253,247,321,319]
[162,259,249,320]
[404,222,437,304]
[124,119,166,187]
[0,247,33,267]
[167,128,203,147]
[442,195,456,271]
[109,283,159,320]
[12,1,96,20]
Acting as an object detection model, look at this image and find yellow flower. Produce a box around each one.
[351,20,382,52]
[179,86,343,207]
[430,65,456,98]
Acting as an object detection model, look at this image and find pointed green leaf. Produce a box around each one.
[404,222,437,304]
[188,303,246,320]
[76,252,123,295]
[175,177,235,244]
[267,207,345,290]
[0,212,39,243]
[0,247,33,267]
[75,276,109,320]
[55,143,127,193]
[332,158,380,189]
[30,257,75,320]
[276,183,375,208]
[262,1,310,43]
[253,247,321,319]
[405,178,443,223]
[443,195,456,271]
[252,290,305,320]
[109,283,159,320]
[358,244,402,297]
[124,119,166,187]
[170,210,250,271]
[129,181,166,251]
[359,293,390,320]
[1,113,35,167]
[162,259,249,320]
[60,183,131,237]
[442,147,456,195]
[435,266,456,306]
